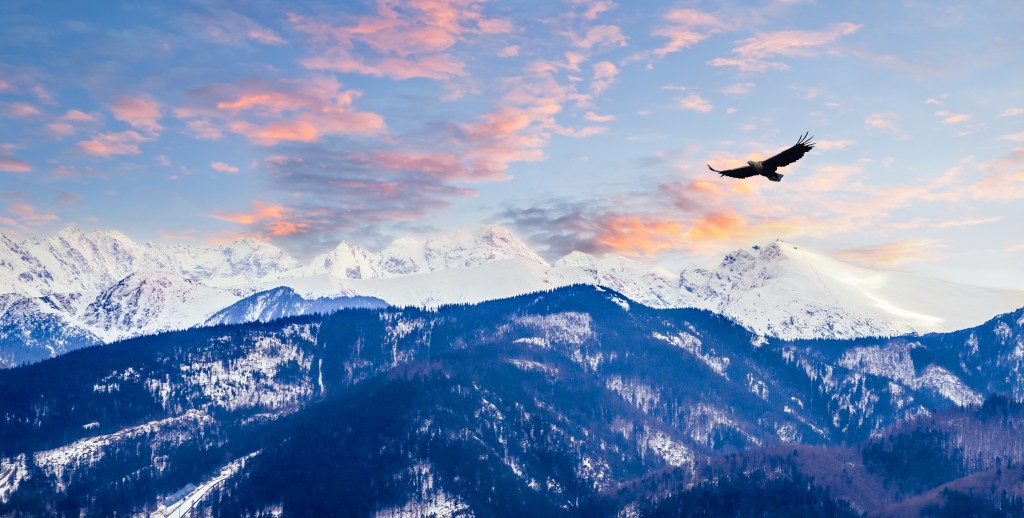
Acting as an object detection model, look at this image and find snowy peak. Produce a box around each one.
[679,241,1024,339]
[309,225,545,280]
[80,271,240,341]
[422,225,546,272]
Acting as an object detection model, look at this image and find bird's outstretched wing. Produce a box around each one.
[707,163,758,179]
[762,132,815,170]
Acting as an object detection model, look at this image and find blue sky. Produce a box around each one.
[1,0,1023,287]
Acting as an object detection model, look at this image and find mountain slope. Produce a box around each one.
[2,285,1023,514]
[679,241,1024,339]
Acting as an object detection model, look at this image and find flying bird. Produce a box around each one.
[707,133,815,182]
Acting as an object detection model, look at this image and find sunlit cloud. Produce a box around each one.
[709,22,862,72]
[571,0,615,21]
[78,130,152,156]
[1000,107,1023,117]
[210,200,308,237]
[8,102,42,118]
[590,61,618,94]
[935,111,971,125]
[722,82,755,95]
[864,112,904,137]
[650,8,727,58]
[109,94,162,133]
[210,161,239,173]
[836,239,946,267]
[570,25,627,49]
[678,94,713,112]
[46,110,101,138]
[290,0,511,83]
[584,111,615,122]
[248,28,286,45]
[0,203,59,234]
[182,76,386,145]
[498,45,520,57]
[0,156,32,173]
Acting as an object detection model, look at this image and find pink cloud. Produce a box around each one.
[498,45,520,57]
[935,111,971,125]
[572,0,615,20]
[0,203,59,234]
[585,111,615,122]
[290,0,510,82]
[210,161,239,173]
[185,76,386,145]
[590,61,618,94]
[109,94,162,133]
[571,25,627,49]
[652,8,728,57]
[187,119,224,140]
[210,201,308,237]
[710,22,862,72]
[78,130,151,156]
[46,110,101,138]
[678,94,713,112]
[8,102,42,118]
[722,82,755,95]
[0,157,32,173]
[248,28,286,45]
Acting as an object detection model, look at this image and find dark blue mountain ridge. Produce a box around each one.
[0,284,1022,515]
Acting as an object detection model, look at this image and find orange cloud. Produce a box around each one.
[201,77,386,145]
[109,94,162,133]
[595,214,686,256]
[211,201,288,225]
[78,130,151,156]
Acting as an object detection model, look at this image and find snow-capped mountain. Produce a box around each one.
[3,225,1024,367]
[205,287,386,326]
[0,226,301,297]
[307,225,547,279]
[679,241,1024,340]
[79,271,242,342]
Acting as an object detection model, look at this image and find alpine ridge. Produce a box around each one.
[1,226,1023,366]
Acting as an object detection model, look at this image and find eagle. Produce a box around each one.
[707,133,815,182]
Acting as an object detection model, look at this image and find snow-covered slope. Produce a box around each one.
[1,227,301,297]
[4,225,1024,367]
[79,271,241,342]
[205,287,386,326]
[679,241,1024,339]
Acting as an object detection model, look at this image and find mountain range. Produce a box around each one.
[2,225,1023,367]
[2,285,1023,515]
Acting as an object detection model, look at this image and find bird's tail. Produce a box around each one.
[707,164,721,174]
[766,172,783,182]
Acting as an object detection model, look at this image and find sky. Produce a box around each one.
[1,0,1023,288]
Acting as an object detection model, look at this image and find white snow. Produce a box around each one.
[4,227,1024,362]
[154,452,259,518]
